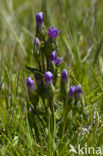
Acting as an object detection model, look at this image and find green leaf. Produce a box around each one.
[26,66,44,77]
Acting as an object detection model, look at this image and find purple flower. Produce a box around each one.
[35,75,42,85]
[49,50,63,66]
[36,12,44,29]
[68,86,76,99]
[50,50,57,61]
[34,37,40,46]
[26,77,35,94]
[61,69,68,82]
[48,26,60,41]
[55,57,63,65]
[44,71,53,85]
[76,84,83,96]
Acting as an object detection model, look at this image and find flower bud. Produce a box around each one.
[36,12,44,30]
[68,86,75,99]
[48,26,60,42]
[75,84,83,99]
[50,50,57,61]
[26,77,35,94]
[61,69,68,82]
[34,37,40,46]
[44,71,53,85]
[44,71,55,99]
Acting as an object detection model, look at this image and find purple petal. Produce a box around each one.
[26,77,35,93]
[48,26,54,36]
[44,71,53,84]
[76,84,83,95]
[48,26,60,38]
[52,29,60,38]
[36,12,44,29]
[68,86,76,99]
[34,37,40,46]
[50,50,57,61]
[55,57,63,65]
[61,69,68,81]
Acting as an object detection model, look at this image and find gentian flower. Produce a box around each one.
[55,57,63,65]
[50,50,57,61]
[36,12,44,29]
[44,71,53,85]
[48,26,60,41]
[35,75,42,86]
[34,37,40,46]
[26,77,35,94]
[68,86,76,99]
[49,50,63,66]
[61,69,68,82]
[44,71,55,99]
[75,84,83,98]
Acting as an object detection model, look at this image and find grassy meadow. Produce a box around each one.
[0,0,103,155]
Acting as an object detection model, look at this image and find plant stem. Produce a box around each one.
[49,99,54,136]
[62,99,67,137]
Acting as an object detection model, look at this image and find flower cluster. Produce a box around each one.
[49,50,63,66]
[25,12,85,137]
[68,84,83,100]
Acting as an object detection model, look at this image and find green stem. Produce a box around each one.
[49,99,54,136]
[62,99,67,137]
[41,54,45,72]
[38,59,41,71]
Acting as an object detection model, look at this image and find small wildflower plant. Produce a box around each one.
[25,12,89,154]
[1,0,103,155]
[26,12,88,152]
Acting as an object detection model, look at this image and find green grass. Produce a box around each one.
[0,0,103,155]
